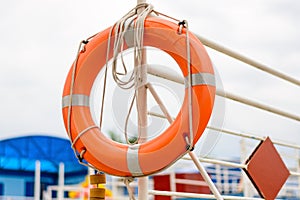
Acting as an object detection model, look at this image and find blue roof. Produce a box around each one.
[0,135,87,174]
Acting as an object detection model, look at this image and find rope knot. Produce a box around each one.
[124,177,136,200]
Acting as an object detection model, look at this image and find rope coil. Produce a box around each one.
[99,4,195,149]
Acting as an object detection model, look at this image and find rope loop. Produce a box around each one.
[182,19,195,151]
[99,3,155,144]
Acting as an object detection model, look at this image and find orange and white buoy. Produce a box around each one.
[62,16,215,177]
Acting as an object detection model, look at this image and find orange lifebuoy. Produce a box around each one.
[62,17,215,177]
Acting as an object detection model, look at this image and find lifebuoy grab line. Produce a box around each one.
[62,17,216,177]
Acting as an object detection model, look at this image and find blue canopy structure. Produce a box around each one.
[0,135,86,174]
[0,135,87,196]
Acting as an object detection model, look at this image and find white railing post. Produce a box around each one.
[57,162,65,200]
[136,0,148,199]
[34,160,41,200]
[297,150,300,196]
[189,152,224,200]
[170,170,176,200]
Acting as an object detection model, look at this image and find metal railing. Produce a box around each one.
[146,33,300,199]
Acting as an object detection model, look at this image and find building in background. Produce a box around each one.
[0,135,87,198]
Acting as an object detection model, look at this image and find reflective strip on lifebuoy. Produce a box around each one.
[62,17,216,177]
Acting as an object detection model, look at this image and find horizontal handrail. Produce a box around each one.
[196,34,300,87]
[147,111,300,150]
[148,190,263,200]
[148,65,300,122]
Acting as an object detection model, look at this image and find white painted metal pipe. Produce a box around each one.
[290,171,300,177]
[195,34,300,87]
[148,189,263,200]
[57,162,65,200]
[136,1,149,200]
[189,151,224,200]
[206,126,300,150]
[175,179,208,187]
[147,83,173,123]
[148,64,300,122]
[186,147,300,178]
[217,90,300,122]
[184,156,247,169]
[148,65,183,84]
[34,160,41,200]
[149,189,216,199]
[147,110,300,150]
[148,64,184,84]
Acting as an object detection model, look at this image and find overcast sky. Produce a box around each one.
[0,0,299,159]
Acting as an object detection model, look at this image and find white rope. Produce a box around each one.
[98,3,154,144]
[66,34,103,171]
[124,177,136,200]
[182,20,195,151]
[147,83,173,124]
[71,125,98,148]
[99,8,137,129]
[124,91,138,144]
[110,3,153,90]
[176,20,195,151]
[99,3,152,129]
[67,40,86,139]
[67,32,98,138]
[67,39,93,162]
